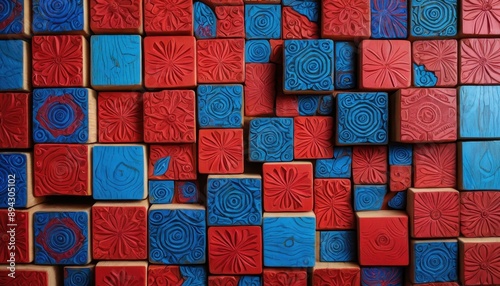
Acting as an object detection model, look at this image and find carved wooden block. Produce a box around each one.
[319,231,356,262]
[413,40,457,87]
[410,240,458,284]
[246,40,271,63]
[198,85,243,128]
[458,237,500,286]
[275,94,299,117]
[0,152,41,208]
[245,64,275,116]
[32,0,88,34]
[321,0,370,39]
[357,210,409,266]
[149,144,197,180]
[269,39,283,63]
[92,200,148,260]
[313,262,360,285]
[64,265,93,286]
[361,267,404,285]
[282,6,319,39]
[148,265,206,286]
[0,265,59,286]
[283,0,319,25]
[462,0,500,35]
[315,147,352,178]
[460,38,500,84]
[245,4,281,39]
[199,129,244,174]
[459,86,500,139]
[390,165,412,192]
[174,181,199,204]
[335,41,356,90]
[98,92,143,143]
[294,116,334,159]
[410,0,457,37]
[297,95,320,116]
[413,143,456,188]
[388,191,407,210]
[90,0,142,33]
[95,261,147,286]
[459,141,500,190]
[0,0,30,38]
[144,0,193,35]
[354,185,387,211]
[371,0,407,38]
[0,40,29,91]
[197,39,244,83]
[352,146,388,184]
[314,179,355,230]
[389,144,412,165]
[216,5,244,38]
[249,118,294,162]
[0,93,30,148]
[148,204,206,264]
[461,191,500,238]
[92,144,147,200]
[149,180,174,204]
[263,268,307,286]
[194,2,217,39]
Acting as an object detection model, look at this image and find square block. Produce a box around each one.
[462,0,500,35]
[276,94,299,117]
[411,240,458,284]
[294,116,334,159]
[149,180,174,204]
[459,237,500,286]
[352,146,388,184]
[389,144,412,165]
[144,36,196,89]
[283,40,334,94]
[93,145,147,200]
[322,0,370,38]
[314,179,355,230]
[414,143,456,188]
[194,2,217,39]
[461,192,500,238]
[413,40,457,87]
[32,0,88,34]
[0,40,29,91]
[0,265,59,286]
[0,93,30,148]
[148,265,207,285]
[90,35,142,89]
[263,268,307,286]
[263,162,313,212]
[199,129,244,174]
[315,147,352,178]
[335,41,356,90]
[313,262,360,285]
[175,181,199,204]
[282,6,319,39]
[34,206,91,265]
[0,0,29,37]
[320,231,357,262]
[390,165,412,192]
[144,0,193,35]
[149,144,197,180]
[249,118,294,162]
[459,86,500,139]
[95,261,147,286]
[149,204,206,264]
[354,185,387,211]
[216,6,245,38]
[198,85,243,128]
[371,0,407,38]
[361,267,404,285]
[144,90,196,143]
[360,40,411,89]
[64,265,93,286]
[336,92,389,144]
[357,210,409,266]
[459,141,500,190]
[197,39,245,83]
[263,212,315,267]
[246,40,271,63]
[388,191,407,210]
[245,4,281,39]
[393,88,457,143]
[245,63,276,116]
[34,144,91,196]
[0,152,40,208]
[98,92,143,143]
[33,88,96,143]
[92,201,147,260]
[408,188,460,238]
[460,38,500,84]
[90,0,142,33]
[410,0,457,37]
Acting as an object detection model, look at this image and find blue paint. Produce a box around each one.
[153,156,170,176]
[388,191,407,210]
[64,267,92,286]
[0,0,24,35]
[335,41,356,90]
[315,147,352,178]
[0,153,28,208]
[245,4,281,39]
[194,2,216,39]
[197,85,243,128]
[249,118,294,162]
[389,144,412,165]
[283,0,319,22]
[413,241,457,283]
[414,63,438,87]
[245,40,271,63]
[318,95,333,115]
[354,185,387,211]
[149,180,174,204]
[298,95,320,116]
[410,0,457,37]
[32,0,85,33]
[180,265,206,286]
[371,0,407,39]
[0,40,25,91]
[179,182,199,203]
[239,276,261,286]
[362,267,404,286]
[459,141,500,190]
[459,86,500,139]
[320,231,356,262]
[93,145,145,200]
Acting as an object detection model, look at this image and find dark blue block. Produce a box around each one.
[0,0,25,35]
[414,63,438,87]
[413,241,457,283]
[315,147,352,178]
[388,191,407,210]
[246,40,271,63]
[410,0,457,37]
[194,2,216,39]
[0,40,25,91]
[283,0,319,22]
[298,95,320,116]
[354,185,386,211]
[459,86,500,139]
[0,153,28,208]
[245,5,281,39]
[32,0,85,33]
[371,0,408,39]
[459,141,500,190]
[149,180,174,204]
[335,41,356,90]
[179,266,207,285]
[64,267,93,286]
[249,118,294,162]
[389,144,412,165]
[318,95,333,115]
[362,267,404,286]
[239,276,261,286]
[197,85,243,128]
[320,231,356,262]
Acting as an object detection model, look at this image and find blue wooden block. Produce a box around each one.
[246,40,271,63]
[32,0,86,33]
[177,181,199,203]
[0,40,27,91]
[34,211,90,265]
[335,41,356,90]
[149,205,206,264]
[180,266,207,285]
[315,147,352,178]
[91,35,142,89]
[337,92,389,145]
[194,2,216,39]
[389,144,412,165]
[412,240,457,283]
[459,86,500,139]
[263,213,315,267]
[64,266,93,286]
[371,0,408,39]
[298,95,320,116]
[320,231,356,262]
[414,63,438,87]
[354,185,386,211]
[284,40,334,94]
[249,118,294,162]
[149,180,174,204]
[410,0,457,37]
[93,145,146,200]
[0,153,29,208]
[245,5,281,39]
[388,191,407,210]
[362,267,404,286]
[239,276,261,286]
[0,0,26,35]
[207,175,262,226]
[459,141,500,190]
[197,84,243,128]
[318,95,333,115]
[283,0,319,22]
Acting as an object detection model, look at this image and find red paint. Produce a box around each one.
[95,263,147,286]
[460,38,500,84]
[36,94,84,138]
[263,268,307,286]
[174,181,199,203]
[461,192,500,237]
[322,0,370,39]
[245,63,276,116]
[313,267,360,286]
[461,240,500,285]
[352,146,388,185]
[462,0,500,35]
[390,165,411,192]
[282,7,319,39]
[149,144,197,180]
[0,210,29,263]
[0,269,48,285]
[198,129,244,174]
[90,0,142,33]
[269,40,283,64]
[0,93,30,148]
[413,40,457,87]
[209,276,239,286]
[216,6,245,38]
[276,94,299,117]
[413,143,456,188]
[294,116,334,159]
[98,92,143,143]
[314,179,355,230]
[144,0,193,35]
[197,39,245,83]
[148,266,183,286]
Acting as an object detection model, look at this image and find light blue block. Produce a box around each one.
[0,153,28,208]
[194,2,216,39]
[335,41,356,90]
[410,0,457,37]
[245,5,281,39]
[315,147,352,178]
[459,86,500,139]
[0,40,25,91]
[197,85,243,128]
[249,118,294,162]
[459,141,500,190]
[64,267,93,286]
[246,40,271,63]
[180,266,207,285]
[283,0,319,22]
[389,144,412,165]
[149,180,174,204]
[412,241,457,283]
[354,185,387,211]
[320,231,356,262]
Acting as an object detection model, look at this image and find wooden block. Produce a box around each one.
[95,261,147,286]
[458,237,500,286]
[282,6,319,39]
[458,141,500,190]
[92,144,147,200]
[245,4,281,39]
[263,268,307,286]
[148,265,207,285]
[335,41,357,90]
[269,39,283,63]
[461,191,500,238]
[413,143,456,188]
[198,85,243,128]
[245,40,271,63]
[361,267,404,285]
[90,35,142,90]
[413,40,457,87]
[0,93,31,148]
[371,0,407,38]
[0,265,59,286]
[410,0,457,37]
[149,144,197,180]
[275,94,299,117]
[314,179,354,230]
[352,146,388,184]
[32,0,89,34]
[313,262,360,285]
[148,204,206,264]
[149,180,174,204]
[245,64,275,117]
[294,116,334,159]
[460,38,500,84]
[34,144,91,196]
[64,265,94,286]
[0,0,30,38]
[319,231,356,262]
[315,147,352,178]
[390,165,412,192]
[33,205,91,265]
[216,6,245,38]
[92,200,148,260]
[389,144,413,165]
[98,92,143,143]
[263,212,315,267]
[321,0,370,39]
[248,118,293,162]
[410,239,458,284]
[459,86,500,139]
[197,39,245,83]
[174,181,199,204]
[199,129,244,174]
[0,40,29,91]
[90,0,142,34]
[388,191,407,210]
[357,210,409,266]
[354,185,387,211]
[462,0,500,35]
[144,0,193,35]
[194,2,217,39]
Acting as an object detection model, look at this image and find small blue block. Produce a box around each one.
[64,267,93,286]
[320,231,356,262]
[283,0,319,22]
[180,266,207,285]
[197,85,243,128]
[389,144,413,165]
[459,141,500,190]
[249,118,294,162]
[0,0,25,35]
[194,2,216,39]
[459,86,500,139]
[315,147,352,178]
[388,191,407,210]
[32,0,85,33]
[410,0,457,37]
[0,40,26,91]
[93,145,146,200]
[245,5,281,39]
[263,214,315,267]
[335,41,356,90]
[362,267,404,286]
[318,95,333,115]
[414,63,438,87]
[337,92,389,145]
[239,276,261,286]
[149,180,174,204]
[413,241,458,283]
[91,35,142,88]
[0,153,28,208]
[207,175,262,226]
[354,185,387,211]
[178,181,199,203]
[371,0,408,39]
[298,95,320,116]
[246,40,271,63]
[149,207,206,264]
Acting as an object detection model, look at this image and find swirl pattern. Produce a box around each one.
[298,95,320,116]
[245,4,281,39]
[411,0,457,37]
[318,95,333,115]
[0,0,24,34]
[361,267,403,286]
[65,267,91,286]
[413,241,458,283]
[149,180,174,204]
[249,118,294,162]
[282,7,319,39]
[194,2,216,38]
[389,144,413,165]
[320,231,356,262]
[245,40,271,63]
[180,266,207,286]
[388,191,407,210]
[216,6,245,38]
[197,85,243,128]
[177,181,199,203]
[414,64,438,87]
[0,153,28,208]
[315,147,352,178]
[32,0,84,33]
[354,185,386,211]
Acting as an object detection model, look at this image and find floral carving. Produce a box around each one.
[413,40,457,87]
[462,0,500,35]
[91,0,141,32]
[0,210,28,262]
[461,38,500,84]
[144,0,192,34]
[463,243,500,285]
[197,39,244,83]
[322,0,370,38]
[371,0,407,38]
[0,93,29,148]
[313,268,360,286]
[361,267,403,286]
[98,92,143,143]
[352,146,387,184]
[216,6,245,38]
[209,276,238,286]
[314,179,354,230]
[294,116,333,159]
[283,7,319,39]
[461,192,500,237]
[149,144,197,180]
[96,267,146,286]
[263,269,307,286]
[147,266,183,286]
[198,129,243,174]
[245,63,275,116]
[413,143,456,188]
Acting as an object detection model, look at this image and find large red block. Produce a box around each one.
[90,0,143,33]
[459,237,500,286]
[312,262,360,286]
[216,6,245,38]
[0,265,58,286]
[98,92,143,143]
[352,146,388,185]
[462,0,500,35]
[95,261,147,285]
[149,144,197,180]
[263,268,307,286]
[245,63,276,117]
[144,0,193,35]
[282,7,319,39]
[294,117,334,159]
[276,94,299,117]
[390,165,411,192]
[413,40,458,87]
[460,38,500,84]
[198,129,244,174]
[413,143,456,188]
[461,191,500,237]
[314,179,355,230]
[322,0,370,39]
[197,39,245,83]
[0,93,30,148]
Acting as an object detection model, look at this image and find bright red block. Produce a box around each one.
[197,39,245,83]
[314,179,355,230]
[144,0,193,35]
[149,144,197,180]
[276,94,299,117]
[90,0,143,33]
[312,263,360,286]
[322,0,370,39]
[413,143,456,188]
[98,92,143,143]
[148,265,184,285]
[462,0,500,35]
[95,261,147,285]
[0,93,30,148]
[245,63,276,117]
[263,268,307,286]
[198,129,244,174]
[390,165,411,192]
[216,6,245,38]
[459,238,500,286]
[460,38,500,84]
[209,276,239,286]
[461,192,500,237]
[0,208,31,263]
[352,146,388,185]
[0,265,58,286]
[282,7,319,39]
[294,116,334,159]
[413,40,458,87]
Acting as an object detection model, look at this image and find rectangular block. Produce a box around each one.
[0,93,31,148]
[314,179,355,230]
[294,116,334,159]
[322,0,370,39]
[98,92,143,143]
[95,261,147,286]
[458,237,500,286]
[216,5,245,38]
[459,86,500,139]
[144,0,193,35]
[313,262,360,285]
[410,239,458,284]
[462,0,500,35]
[459,141,500,190]
[64,265,94,286]
[389,144,412,165]
[32,0,88,34]
[263,268,307,286]
[0,265,59,285]
[335,41,356,90]
[90,0,142,34]
[413,40,457,87]
[245,4,281,39]
[352,146,388,184]
[197,85,243,128]
[149,265,206,285]
[0,40,29,91]
[354,185,387,211]
[0,0,30,38]
[460,191,500,238]
[245,64,276,117]
[410,0,457,37]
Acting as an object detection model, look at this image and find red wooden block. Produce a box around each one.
[95,261,147,285]
[263,162,313,212]
[322,0,370,39]
[460,38,500,84]
[462,0,500,35]
[408,188,460,238]
[148,265,184,285]
[459,237,500,286]
[312,262,360,286]
[263,268,307,286]
[360,40,411,90]
[276,94,299,117]
[352,146,388,185]
[216,6,245,38]
[90,0,143,34]
[282,7,319,39]
[209,276,239,286]
[413,40,458,87]
[245,63,276,117]
[197,39,245,83]
[32,35,87,87]
[461,191,500,237]
[198,129,244,174]
[144,0,193,35]
[413,143,456,188]
[92,201,148,260]
[98,92,143,143]
[294,116,334,159]
[0,265,59,286]
[34,144,91,196]
[314,179,355,230]
[143,90,196,143]
[149,144,197,180]
[390,165,411,192]
[269,40,283,64]
[357,210,409,266]
[0,93,30,148]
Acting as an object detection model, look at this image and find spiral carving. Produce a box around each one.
[0,153,27,208]
[66,268,91,286]
[320,231,356,262]
[179,182,198,203]
[33,0,84,32]
[414,64,438,87]
[389,144,412,165]
[414,242,458,283]
[0,0,24,34]
[197,85,243,128]
[249,118,294,162]
[245,40,271,63]
[194,2,216,38]
[411,0,457,37]
[354,185,386,211]
[149,181,174,204]
[388,191,406,210]
[246,4,281,39]
[298,95,320,116]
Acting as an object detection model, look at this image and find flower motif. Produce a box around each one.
[323,0,370,36]
[103,270,140,286]
[92,0,139,29]
[199,130,242,173]
[99,93,142,142]
[314,179,354,229]
[36,217,85,263]
[197,39,244,83]
[463,0,500,34]
[353,146,387,184]
[294,117,333,158]
[144,0,192,33]
[414,143,456,187]
[0,94,28,148]
[264,166,311,210]
[461,38,500,84]
[464,244,500,285]
[413,40,457,86]
[36,94,84,138]
[371,0,407,38]
[264,270,307,286]
[414,191,459,237]
[461,192,500,237]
